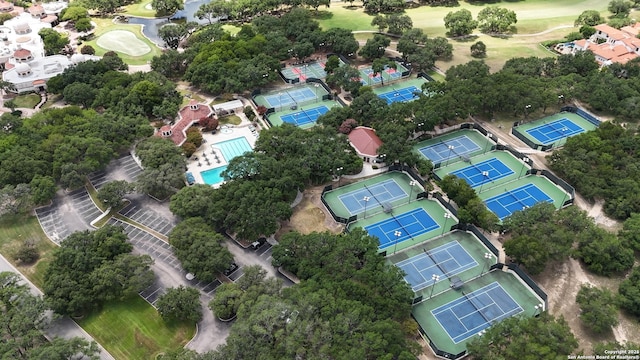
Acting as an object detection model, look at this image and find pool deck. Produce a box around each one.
[186,113,258,188]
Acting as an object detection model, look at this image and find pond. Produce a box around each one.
[124,0,219,46]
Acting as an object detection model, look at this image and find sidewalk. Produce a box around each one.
[0,254,115,360]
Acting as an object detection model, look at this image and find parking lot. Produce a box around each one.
[89,155,142,190]
[35,189,101,244]
[118,204,177,236]
[68,188,103,225]
[35,204,72,244]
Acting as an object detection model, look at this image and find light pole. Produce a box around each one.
[408,180,417,203]
[478,171,489,193]
[429,274,441,299]
[335,166,343,187]
[446,145,455,166]
[481,252,493,276]
[524,104,532,119]
[442,213,451,236]
[393,230,402,254]
[363,196,370,218]
[314,83,320,103]
[533,303,544,316]
[558,94,564,104]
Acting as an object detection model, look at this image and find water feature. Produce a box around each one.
[121,0,217,46]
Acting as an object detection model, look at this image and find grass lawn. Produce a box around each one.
[12,93,41,109]
[318,0,610,72]
[85,17,162,65]
[220,114,241,125]
[0,213,56,289]
[78,296,195,360]
[121,0,155,18]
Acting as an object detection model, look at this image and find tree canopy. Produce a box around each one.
[477,6,517,34]
[43,225,155,316]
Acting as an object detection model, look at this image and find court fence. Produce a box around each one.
[432,192,458,218]
[417,72,435,82]
[494,144,534,167]
[388,163,426,188]
[451,224,499,258]
[533,168,575,207]
[511,126,547,151]
[561,105,601,127]
[320,185,356,224]
[491,262,548,309]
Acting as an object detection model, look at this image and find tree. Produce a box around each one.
[0,272,99,359]
[323,55,341,75]
[290,41,314,62]
[577,227,634,276]
[444,9,478,37]
[62,83,96,108]
[386,14,413,35]
[44,225,154,316]
[156,286,203,323]
[170,184,217,219]
[14,239,39,264]
[208,283,243,320]
[168,217,234,281]
[575,284,619,333]
[470,41,487,57]
[439,174,476,207]
[608,0,632,18]
[467,313,578,359]
[575,10,603,26]
[619,213,640,251]
[38,28,69,56]
[195,1,231,24]
[0,183,32,216]
[29,175,56,205]
[371,57,396,86]
[61,6,89,22]
[151,0,184,17]
[371,14,387,33]
[618,267,640,317]
[159,22,197,50]
[74,18,93,32]
[96,180,134,208]
[358,34,390,61]
[477,6,517,34]
[80,45,96,55]
[579,25,596,38]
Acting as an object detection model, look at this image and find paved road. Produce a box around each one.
[0,254,115,360]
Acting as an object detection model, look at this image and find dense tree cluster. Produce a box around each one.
[0,272,99,359]
[202,229,419,359]
[156,286,203,323]
[170,125,361,239]
[43,225,155,316]
[135,137,187,199]
[502,203,634,276]
[575,284,619,333]
[548,123,640,220]
[438,174,498,230]
[168,217,234,282]
[618,267,640,317]
[47,57,181,120]
[467,313,578,359]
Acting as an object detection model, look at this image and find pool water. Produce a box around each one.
[215,137,252,162]
[201,165,228,185]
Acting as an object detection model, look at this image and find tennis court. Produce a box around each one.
[280,61,329,82]
[365,208,439,249]
[525,117,584,145]
[484,183,553,220]
[262,87,317,108]
[280,105,330,127]
[420,135,481,164]
[337,178,407,215]
[432,282,523,344]
[378,85,422,105]
[512,111,598,149]
[359,64,404,85]
[398,241,478,292]
[450,158,514,188]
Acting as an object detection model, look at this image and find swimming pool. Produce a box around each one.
[201,165,228,185]
[215,137,252,162]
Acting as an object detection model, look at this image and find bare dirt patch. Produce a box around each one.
[277,185,344,237]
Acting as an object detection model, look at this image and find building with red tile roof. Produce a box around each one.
[157,100,214,146]
[572,23,640,66]
[348,126,383,163]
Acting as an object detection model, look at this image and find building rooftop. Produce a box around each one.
[348,126,383,157]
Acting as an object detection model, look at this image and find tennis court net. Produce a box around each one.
[463,291,491,324]
[424,248,448,277]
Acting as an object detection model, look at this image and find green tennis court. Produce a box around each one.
[386,231,497,298]
[265,99,342,129]
[371,77,427,102]
[359,61,409,86]
[434,151,529,194]
[414,129,494,166]
[513,112,597,149]
[347,198,457,253]
[412,269,544,357]
[323,171,422,220]
[478,175,571,221]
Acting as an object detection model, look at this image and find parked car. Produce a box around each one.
[251,237,267,250]
[223,262,238,276]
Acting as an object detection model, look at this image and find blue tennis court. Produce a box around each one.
[378,86,422,104]
[450,158,514,188]
[281,105,329,126]
[525,118,584,145]
[365,208,439,249]
[432,282,523,343]
[419,135,482,163]
[337,179,407,215]
[485,183,553,220]
[214,137,253,162]
[397,241,478,292]
[263,88,317,108]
